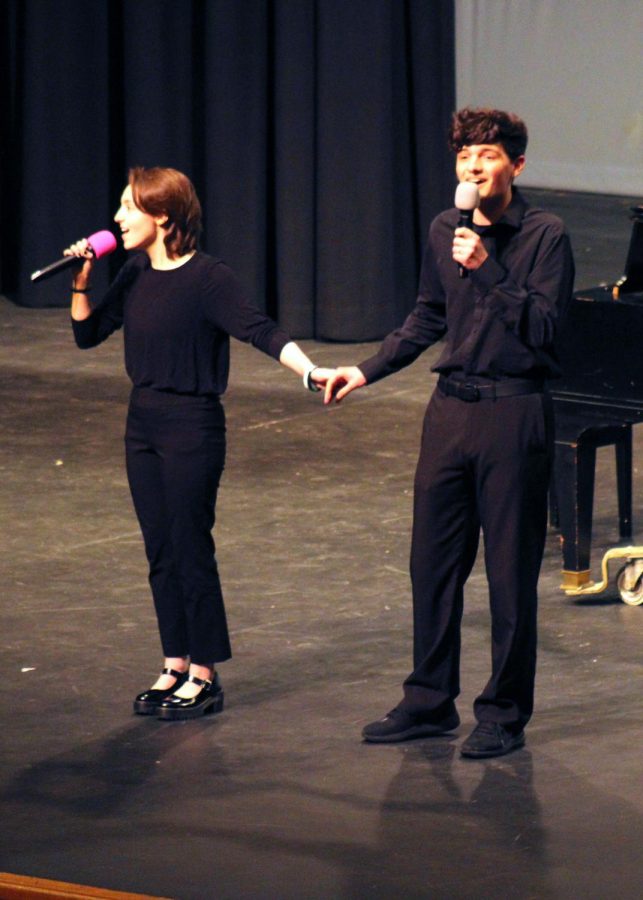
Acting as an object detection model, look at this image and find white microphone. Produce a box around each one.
[454,183,480,278]
[30,230,118,283]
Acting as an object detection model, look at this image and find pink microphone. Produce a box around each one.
[30,230,118,282]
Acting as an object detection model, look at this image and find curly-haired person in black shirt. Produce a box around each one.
[65,166,333,720]
[324,108,575,758]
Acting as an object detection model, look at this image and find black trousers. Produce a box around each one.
[401,386,553,731]
[124,387,231,665]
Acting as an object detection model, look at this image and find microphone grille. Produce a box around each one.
[454,182,480,211]
[87,230,118,259]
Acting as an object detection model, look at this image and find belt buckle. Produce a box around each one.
[460,382,480,402]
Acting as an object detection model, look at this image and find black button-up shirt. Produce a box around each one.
[359,189,575,385]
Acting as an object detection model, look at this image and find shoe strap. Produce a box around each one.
[187,674,212,688]
[161,667,187,679]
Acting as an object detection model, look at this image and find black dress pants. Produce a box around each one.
[125,387,231,664]
[401,386,553,731]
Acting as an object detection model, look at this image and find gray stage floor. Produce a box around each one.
[1,190,642,899]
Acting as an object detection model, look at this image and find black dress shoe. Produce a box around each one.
[156,673,224,721]
[362,706,460,743]
[460,722,525,759]
[133,667,188,715]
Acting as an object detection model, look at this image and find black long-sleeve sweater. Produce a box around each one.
[72,252,291,396]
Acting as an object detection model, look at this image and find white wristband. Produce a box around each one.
[303,365,321,392]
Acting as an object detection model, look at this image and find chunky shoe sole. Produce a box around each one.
[362,712,460,743]
[133,699,165,716]
[156,691,224,721]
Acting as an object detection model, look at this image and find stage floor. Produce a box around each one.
[1,190,642,899]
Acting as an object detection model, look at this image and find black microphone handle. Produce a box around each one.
[457,210,474,229]
[30,254,88,283]
[456,209,474,278]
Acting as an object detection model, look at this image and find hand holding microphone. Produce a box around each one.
[31,230,117,283]
[453,183,481,278]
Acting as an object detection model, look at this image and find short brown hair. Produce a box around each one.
[128,166,202,257]
[448,107,528,161]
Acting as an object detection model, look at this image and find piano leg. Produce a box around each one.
[554,423,633,590]
[555,441,595,589]
[615,426,633,540]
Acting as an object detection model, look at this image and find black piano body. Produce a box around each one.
[550,205,643,591]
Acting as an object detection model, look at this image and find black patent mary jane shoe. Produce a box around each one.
[133,667,188,716]
[156,673,224,721]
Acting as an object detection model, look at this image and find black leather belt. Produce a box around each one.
[437,376,543,402]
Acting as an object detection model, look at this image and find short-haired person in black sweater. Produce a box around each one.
[65,166,332,720]
[324,108,575,758]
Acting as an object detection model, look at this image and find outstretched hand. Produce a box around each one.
[307,367,336,391]
[323,366,366,404]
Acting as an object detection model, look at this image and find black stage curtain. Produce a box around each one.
[1,0,455,340]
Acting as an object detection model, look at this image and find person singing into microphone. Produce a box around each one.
[324,107,575,758]
[65,166,332,720]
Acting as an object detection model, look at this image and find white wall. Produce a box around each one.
[455,0,643,195]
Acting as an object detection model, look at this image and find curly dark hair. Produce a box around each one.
[448,107,528,161]
[128,166,202,257]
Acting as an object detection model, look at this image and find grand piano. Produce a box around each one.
[550,204,643,603]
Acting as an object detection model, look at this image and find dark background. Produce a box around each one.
[0,0,455,339]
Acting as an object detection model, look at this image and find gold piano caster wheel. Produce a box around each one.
[616,559,643,606]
